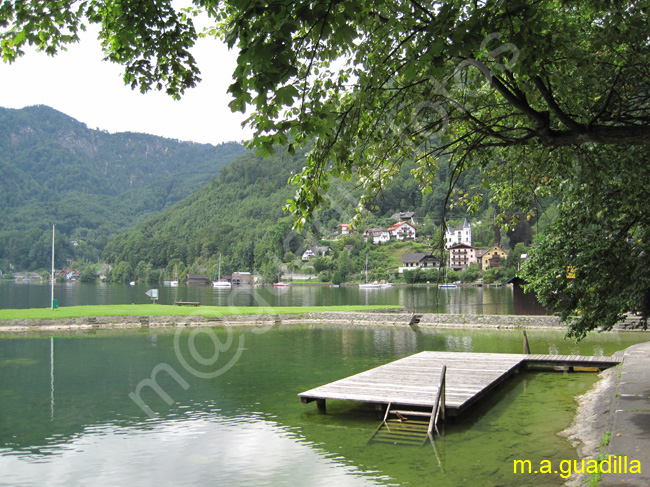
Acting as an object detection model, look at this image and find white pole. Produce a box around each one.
[51,224,55,310]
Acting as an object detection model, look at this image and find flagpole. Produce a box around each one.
[51,224,55,310]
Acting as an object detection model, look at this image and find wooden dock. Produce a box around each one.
[298,351,621,418]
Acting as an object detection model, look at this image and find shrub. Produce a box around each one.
[331,270,343,285]
[319,271,332,282]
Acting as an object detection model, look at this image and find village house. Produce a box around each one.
[14,271,44,281]
[480,244,509,271]
[54,269,80,281]
[335,223,353,235]
[302,248,316,260]
[388,221,417,240]
[399,253,441,273]
[448,243,481,271]
[445,218,472,249]
[54,270,68,279]
[301,246,331,261]
[519,253,529,271]
[390,211,416,224]
[363,228,391,244]
[66,270,81,281]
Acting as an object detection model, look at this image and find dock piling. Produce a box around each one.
[316,399,326,413]
[523,330,531,354]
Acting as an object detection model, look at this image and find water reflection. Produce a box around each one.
[0,412,388,487]
[1,325,646,486]
[445,335,474,352]
[0,280,513,314]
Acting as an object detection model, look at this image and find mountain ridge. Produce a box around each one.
[0,105,247,270]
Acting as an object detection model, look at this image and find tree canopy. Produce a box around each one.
[3,0,650,336]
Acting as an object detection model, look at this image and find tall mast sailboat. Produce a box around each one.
[170,264,179,287]
[213,254,232,288]
[359,254,381,289]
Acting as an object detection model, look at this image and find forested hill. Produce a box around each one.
[101,147,306,279]
[101,143,541,284]
[0,105,246,270]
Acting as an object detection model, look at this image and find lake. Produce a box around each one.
[0,281,513,314]
[0,324,646,486]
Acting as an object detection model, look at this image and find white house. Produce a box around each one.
[302,248,315,261]
[65,270,81,281]
[448,243,481,271]
[399,253,441,273]
[390,211,416,224]
[302,246,330,261]
[445,218,472,249]
[363,228,391,244]
[388,221,417,240]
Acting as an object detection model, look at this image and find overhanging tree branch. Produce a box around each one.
[532,76,582,131]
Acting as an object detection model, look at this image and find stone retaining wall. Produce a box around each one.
[278,312,563,328]
[418,313,563,328]
[0,311,563,332]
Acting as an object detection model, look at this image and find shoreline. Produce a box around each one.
[561,341,650,486]
[561,367,619,486]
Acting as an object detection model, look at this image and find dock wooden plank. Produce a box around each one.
[298,351,621,416]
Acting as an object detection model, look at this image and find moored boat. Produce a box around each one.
[359,254,381,288]
[212,254,232,288]
[359,282,381,289]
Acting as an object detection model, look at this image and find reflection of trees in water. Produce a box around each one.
[406,285,513,315]
[445,335,474,352]
[0,281,515,314]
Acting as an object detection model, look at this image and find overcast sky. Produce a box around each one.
[0,26,254,146]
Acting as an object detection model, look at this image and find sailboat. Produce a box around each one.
[438,267,457,289]
[359,254,381,289]
[213,255,232,288]
[169,264,179,287]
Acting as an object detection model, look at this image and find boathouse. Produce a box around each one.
[505,276,553,316]
[186,274,211,286]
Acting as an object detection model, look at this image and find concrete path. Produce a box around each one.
[600,341,650,487]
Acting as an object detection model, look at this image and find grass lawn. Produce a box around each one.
[0,304,403,321]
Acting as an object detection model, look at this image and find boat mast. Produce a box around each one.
[365,254,369,284]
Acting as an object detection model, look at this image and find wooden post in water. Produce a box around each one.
[429,365,446,435]
[523,330,531,355]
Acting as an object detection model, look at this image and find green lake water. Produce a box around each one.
[0,281,514,314]
[1,325,647,486]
